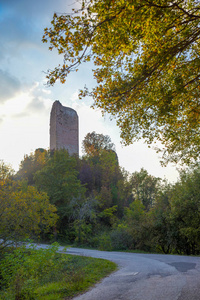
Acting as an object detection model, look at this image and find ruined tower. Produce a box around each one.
[50,100,79,156]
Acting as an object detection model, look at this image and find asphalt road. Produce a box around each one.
[67,248,200,300]
[35,244,200,300]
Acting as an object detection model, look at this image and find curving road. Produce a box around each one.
[66,247,200,300]
[34,244,200,300]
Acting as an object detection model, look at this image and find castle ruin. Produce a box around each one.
[50,100,79,155]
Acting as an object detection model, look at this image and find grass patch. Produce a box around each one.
[36,256,116,300]
[0,244,117,300]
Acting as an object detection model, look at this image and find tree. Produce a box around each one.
[82,133,122,210]
[16,148,49,185]
[80,132,118,194]
[34,149,85,235]
[72,196,98,244]
[149,183,174,254]
[79,159,94,194]
[99,149,119,187]
[124,199,147,250]
[82,131,116,156]
[169,167,200,255]
[0,160,14,181]
[98,149,123,217]
[130,168,161,210]
[0,164,58,249]
[43,0,200,164]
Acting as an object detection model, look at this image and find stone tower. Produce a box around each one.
[50,100,79,156]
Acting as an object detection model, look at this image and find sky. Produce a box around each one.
[0,0,180,182]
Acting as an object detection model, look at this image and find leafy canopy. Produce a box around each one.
[0,177,58,249]
[82,131,116,156]
[16,148,49,184]
[43,0,200,164]
[34,149,85,220]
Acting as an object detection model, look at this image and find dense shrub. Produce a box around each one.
[110,227,134,250]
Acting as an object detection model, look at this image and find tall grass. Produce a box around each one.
[0,243,117,300]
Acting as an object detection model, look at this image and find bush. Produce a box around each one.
[110,227,134,250]
[0,243,66,299]
[0,243,117,299]
[98,233,112,251]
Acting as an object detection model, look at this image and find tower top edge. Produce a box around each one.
[52,100,78,115]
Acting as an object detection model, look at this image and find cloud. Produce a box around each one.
[12,111,30,119]
[25,82,52,112]
[0,116,4,126]
[0,81,52,121]
[0,70,21,103]
[11,82,52,118]
[26,96,46,112]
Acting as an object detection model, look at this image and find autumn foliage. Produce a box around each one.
[0,161,58,250]
[43,0,200,164]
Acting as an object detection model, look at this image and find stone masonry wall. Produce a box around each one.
[50,100,79,156]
